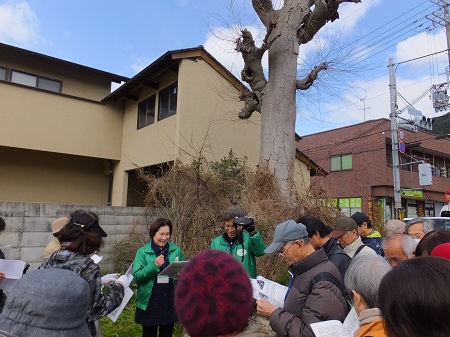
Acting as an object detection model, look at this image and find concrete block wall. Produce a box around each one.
[0,201,157,272]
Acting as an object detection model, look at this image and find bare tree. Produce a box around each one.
[235,0,361,198]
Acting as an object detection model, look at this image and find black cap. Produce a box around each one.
[351,212,370,225]
[70,210,107,237]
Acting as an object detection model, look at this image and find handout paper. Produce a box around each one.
[91,254,103,264]
[310,307,359,337]
[0,245,12,259]
[107,287,134,322]
[107,262,135,322]
[251,275,288,309]
[0,259,26,292]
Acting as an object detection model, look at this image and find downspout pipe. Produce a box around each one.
[107,160,114,206]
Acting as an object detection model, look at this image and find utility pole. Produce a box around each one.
[360,97,371,122]
[427,0,450,71]
[389,58,402,219]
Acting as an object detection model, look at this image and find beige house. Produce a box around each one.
[0,43,322,207]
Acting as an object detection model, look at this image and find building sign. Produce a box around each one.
[339,198,350,208]
[349,198,362,208]
[401,189,423,198]
[338,198,362,208]
[321,199,338,207]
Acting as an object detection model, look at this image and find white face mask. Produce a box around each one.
[414,238,421,244]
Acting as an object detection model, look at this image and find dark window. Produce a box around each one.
[400,157,412,171]
[0,67,6,80]
[137,95,156,129]
[158,82,177,121]
[330,153,352,171]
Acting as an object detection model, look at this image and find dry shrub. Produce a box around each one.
[112,219,149,272]
[113,152,341,283]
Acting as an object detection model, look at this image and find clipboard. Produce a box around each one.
[159,261,188,279]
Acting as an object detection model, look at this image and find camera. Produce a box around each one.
[233,216,255,233]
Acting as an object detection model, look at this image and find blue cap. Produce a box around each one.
[265,220,308,254]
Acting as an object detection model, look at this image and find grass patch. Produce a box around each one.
[101,286,183,337]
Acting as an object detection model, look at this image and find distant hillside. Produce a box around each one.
[432,112,450,136]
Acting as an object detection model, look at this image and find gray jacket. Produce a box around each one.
[40,251,124,336]
[269,249,348,337]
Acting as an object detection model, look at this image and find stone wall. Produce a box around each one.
[0,201,156,272]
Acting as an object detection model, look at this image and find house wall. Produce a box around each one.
[0,82,123,159]
[0,201,151,271]
[294,159,311,193]
[176,58,261,165]
[0,147,111,205]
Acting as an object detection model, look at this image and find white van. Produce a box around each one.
[404,217,450,230]
[440,204,450,217]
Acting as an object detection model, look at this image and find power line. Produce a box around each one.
[395,48,450,66]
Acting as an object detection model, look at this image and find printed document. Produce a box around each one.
[91,254,103,264]
[251,275,288,309]
[310,307,359,337]
[0,259,26,292]
[0,245,12,259]
[107,287,134,322]
[107,262,135,322]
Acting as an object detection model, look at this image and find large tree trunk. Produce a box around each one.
[236,0,361,201]
[259,29,299,196]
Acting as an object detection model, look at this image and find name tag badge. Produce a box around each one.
[157,275,169,284]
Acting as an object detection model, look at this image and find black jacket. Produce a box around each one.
[270,249,348,337]
[321,237,351,281]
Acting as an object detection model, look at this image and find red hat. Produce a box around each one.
[431,243,450,260]
[175,250,253,337]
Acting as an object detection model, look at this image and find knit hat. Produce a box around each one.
[175,250,253,337]
[265,220,308,254]
[51,217,69,234]
[0,268,91,337]
[384,219,406,236]
[431,243,450,260]
[329,216,358,238]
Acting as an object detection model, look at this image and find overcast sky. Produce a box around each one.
[0,0,447,135]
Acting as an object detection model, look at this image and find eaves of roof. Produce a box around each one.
[102,46,248,103]
[296,148,328,176]
[0,42,129,84]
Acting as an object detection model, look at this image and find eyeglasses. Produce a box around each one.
[385,256,404,265]
[278,242,294,257]
[408,233,424,239]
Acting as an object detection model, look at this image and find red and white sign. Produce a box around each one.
[398,129,405,141]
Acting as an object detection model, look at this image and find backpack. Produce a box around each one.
[311,272,352,312]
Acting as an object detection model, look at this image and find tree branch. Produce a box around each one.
[235,29,269,119]
[252,0,275,27]
[296,63,328,90]
[297,0,361,45]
